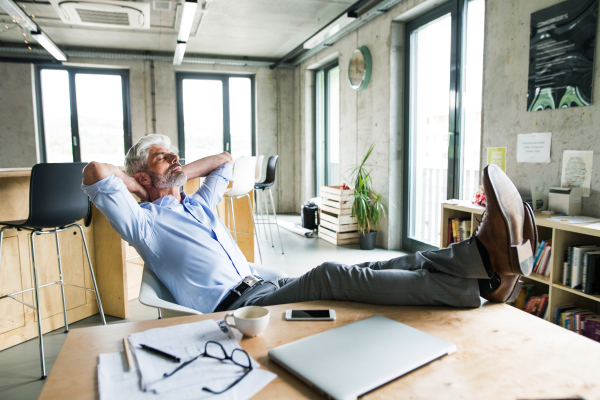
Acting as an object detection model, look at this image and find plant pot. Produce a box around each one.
[359,231,377,250]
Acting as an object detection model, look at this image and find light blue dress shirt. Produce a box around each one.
[82,163,256,313]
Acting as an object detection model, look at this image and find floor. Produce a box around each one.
[0,214,407,399]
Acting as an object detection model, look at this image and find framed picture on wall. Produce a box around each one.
[527,0,599,111]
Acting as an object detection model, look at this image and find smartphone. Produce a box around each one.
[285,309,336,321]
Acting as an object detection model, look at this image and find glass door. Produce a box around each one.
[405,7,454,250]
[37,67,131,164]
[315,62,340,197]
[403,0,485,252]
[176,73,255,164]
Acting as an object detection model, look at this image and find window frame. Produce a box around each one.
[314,60,339,196]
[35,65,132,163]
[402,0,477,253]
[175,72,256,164]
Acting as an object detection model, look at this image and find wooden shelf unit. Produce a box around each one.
[441,202,600,322]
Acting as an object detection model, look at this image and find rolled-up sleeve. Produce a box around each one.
[191,163,233,209]
[82,175,153,244]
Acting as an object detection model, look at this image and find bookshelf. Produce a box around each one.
[441,202,600,322]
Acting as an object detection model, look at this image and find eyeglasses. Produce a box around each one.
[163,341,253,395]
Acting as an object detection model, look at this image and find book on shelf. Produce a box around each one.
[553,305,600,343]
[532,240,546,269]
[536,294,549,318]
[447,217,471,245]
[512,284,536,310]
[554,304,575,325]
[570,245,600,289]
[533,242,551,276]
[585,315,600,341]
[583,251,600,295]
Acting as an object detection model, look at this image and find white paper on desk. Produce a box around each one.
[548,216,600,224]
[98,351,276,400]
[516,132,551,163]
[128,320,259,393]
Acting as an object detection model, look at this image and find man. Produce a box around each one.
[82,134,536,314]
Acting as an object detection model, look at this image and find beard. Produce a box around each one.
[147,165,187,189]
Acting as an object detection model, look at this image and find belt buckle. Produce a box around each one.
[242,275,261,287]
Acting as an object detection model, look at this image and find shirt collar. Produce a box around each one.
[152,191,188,206]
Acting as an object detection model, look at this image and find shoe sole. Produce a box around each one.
[487,166,534,275]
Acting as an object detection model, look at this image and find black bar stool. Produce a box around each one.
[254,155,284,254]
[0,162,106,379]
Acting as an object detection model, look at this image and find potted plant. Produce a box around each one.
[349,143,385,250]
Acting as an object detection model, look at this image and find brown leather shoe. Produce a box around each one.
[483,202,538,303]
[476,164,534,276]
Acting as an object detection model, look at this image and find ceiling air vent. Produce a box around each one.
[153,1,172,11]
[49,0,151,29]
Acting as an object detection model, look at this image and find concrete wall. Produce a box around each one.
[481,0,600,217]
[0,63,38,167]
[0,58,297,212]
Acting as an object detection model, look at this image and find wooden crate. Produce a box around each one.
[319,185,358,245]
[318,226,359,245]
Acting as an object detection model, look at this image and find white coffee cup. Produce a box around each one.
[224,306,270,337]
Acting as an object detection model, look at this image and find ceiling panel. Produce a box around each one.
[0,0,357,59]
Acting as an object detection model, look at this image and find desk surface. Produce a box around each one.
[39,300,600,400]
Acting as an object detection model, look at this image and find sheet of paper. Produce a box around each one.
[128,319,259,393]
[548,216,600,224]
[561,150,593,197]
[516,132,551,163]
[584,222,600,230]
[487,147,506,172]
[98,351,276,400]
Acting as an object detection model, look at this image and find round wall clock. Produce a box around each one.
[348,46,372,92]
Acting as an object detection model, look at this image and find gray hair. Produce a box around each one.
[124,134,178,176]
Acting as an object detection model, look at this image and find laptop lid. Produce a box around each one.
[268,315,457,400]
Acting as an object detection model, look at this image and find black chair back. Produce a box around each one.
[27,162,89,229]
[256,155,278,189]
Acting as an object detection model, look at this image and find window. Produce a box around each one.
[403,0,485,251]
[36,67,132,165]
[315,62,340,196]
[175,73,255,164]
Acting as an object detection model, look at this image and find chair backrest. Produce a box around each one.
[255,155,264,183]
[27,162,90,229]
[260,155,279,186]
[227,157,257,196]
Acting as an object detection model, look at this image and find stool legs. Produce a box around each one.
[245,193,262,264]
[30,232,47,379]
[262,189,274,247]
[55,230,69,333]
[229,197,238,244]
[267,188,285,254]
[76,224,106,325]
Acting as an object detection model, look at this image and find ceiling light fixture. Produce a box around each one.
[0,0,67,61]
[173,41,187,65]
[177,0,198,42]
[0,0,37,31]
[31,30,67,61]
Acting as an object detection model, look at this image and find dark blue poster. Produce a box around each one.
[528,0,599,111]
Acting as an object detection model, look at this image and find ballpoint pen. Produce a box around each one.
[139,344,181,362]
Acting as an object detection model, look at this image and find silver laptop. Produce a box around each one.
[268,315,456,400]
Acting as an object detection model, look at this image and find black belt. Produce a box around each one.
[214,275,264,312]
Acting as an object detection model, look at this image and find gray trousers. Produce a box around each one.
[226,237,490,311]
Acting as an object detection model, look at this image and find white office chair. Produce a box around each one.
[139,263,288,318]
[224,157,262,263]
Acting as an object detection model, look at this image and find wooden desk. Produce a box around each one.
[39,301,600,400]
[0,170,254,351]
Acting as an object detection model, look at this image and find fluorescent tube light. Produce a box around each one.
[0,0,39,31]
[177,0,198,42]
[31,31,67,61]
[173,41,187,65]
[304,13,356,49]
